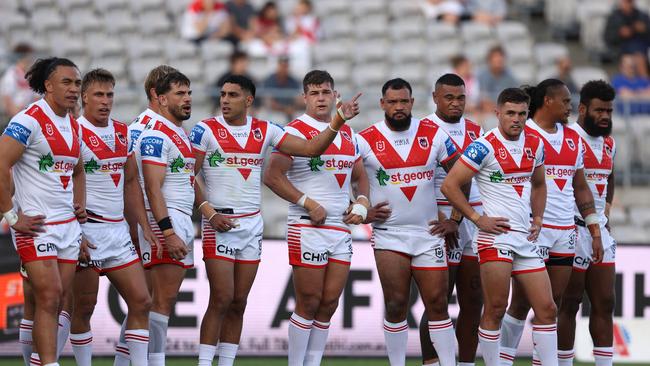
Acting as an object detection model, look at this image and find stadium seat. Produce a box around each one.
[388,0,422,18]
[577,2,610,57]
[353,62,388,87]
[354,39,390,64]
[511,63,537,85]
[129,0,165,14]
[460,22,493,43]
[164,39,198,60]
[85,34,125,59]
[313,40,352,64]
[94,0,128,13]
[200,39,234,62]
[570,66,609,88]
[321,14,354,39]
[89,56,128,78]
[534,42,569,67]
[351,0,387,18]
[48,35,86,58]
[426,21,458,42]
[535,65,557,83]
[503,39,534,64]
[137,11,172,36]
[321,60,352,83]
[390,17,425,40]
[496,21,530,42]
[104,9,138,34]
[426,39,462,65]
[128,57,166,85]
[312,0,348,17]
[354,14,389,40]
[544,0,578,32]
[67,9,103,34]
[55,0,93,11]
[464,39,498,64]
[389,39,426,64]
[0,11,29,33]
[31,8,66,33]
[203,59,229,85]
[22,0,57,11]
[173,59,203,82]
[389,62,425,84]
[126,36,164,59]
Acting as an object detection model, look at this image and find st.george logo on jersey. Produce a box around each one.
[524,147,534,160]
[341,130,351,142]
[116,132,126,146]
[566,139,575,151]
[418,137,429,149]
[468,130,477,141]
[252,128,263,142]
[605,144,612,157]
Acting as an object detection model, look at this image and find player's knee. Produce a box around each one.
[75,294,97,320]
[559,293,582,316]
[535,300,558,324]
[297,294,322,318]
[508,298,531,319]
[127,291,152,316]
[36,286,62,315]
[209,291,234,314]
[152,291,180,314]
[228,296,248,318]
[384,296,408,321]
[423,296,448,318]
[483,299,508,321]
[592,293,615,315]
[317,297,340,319]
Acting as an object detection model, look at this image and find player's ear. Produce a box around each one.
[578,103,586,117]
[246,94,254,108]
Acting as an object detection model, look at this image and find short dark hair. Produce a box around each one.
[25,57,78,95]
[522,78,566,117]
[13,43,33,56]
[497,87,530,106]
[230,50,248,65]
[450,55,468,69]
[154,71,191,96]
[382,78,412,97]
[222,74,256,97]
[435,73,465,89]
[144,65,177,101]
[579,80,616,107]
[81,68,115,107]
[487,45,506,59]
[302,70,334,92]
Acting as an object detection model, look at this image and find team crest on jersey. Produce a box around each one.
[566,139,575,151]
[498,147,508,160]
[376,141,385,152]
[605,144,612,157]
[116,132,126,146]
[468,131,477,141]
[45,123,54,136]
[252,128,263,142]
[524,147,534,160]
[218,129,227,139]
[89,135,100,147]
[418,136,429,149]
[340,130,351,142]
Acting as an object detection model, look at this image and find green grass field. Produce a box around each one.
[0,358,645,365]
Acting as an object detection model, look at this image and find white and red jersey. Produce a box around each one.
[278,113,359,227]
[525,120,583,228]
[2,99,80,224]
[460,128,545,233]
[358,118,459,232]
[128,108,158,155]
[569,123,615,228]
[137,116,195,216]
[423,113,483,207]
[190,115,287,215]
[78,116,130,223]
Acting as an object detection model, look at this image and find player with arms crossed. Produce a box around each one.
[115,64,175,366]
[264,70,369,366]
[0,57,86,366]
[442,88,559,366]
[358,78,464,366]
[137,71,197,366]
[419,73,484,366]
[191,74,361,365]
[500,79,604,365]
[66,68,153,366]
[557,80,617,366]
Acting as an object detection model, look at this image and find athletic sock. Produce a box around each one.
[198,343,218,366]
[43,363,59,366]
[217,342,239,366]
[532,350,541,365]
[56,311,71,357]
[19,319,33,365]
[304,320,330,366]
[558,349,574,366]
[423,362,441,366]
[383,319,408,366]
[427,318,456,366]
[499,313,525,366]
[29,353,40,366]
[458,363,475,366]
[593,346,614,366]
[124,329,149,366]
[148,311,169,366]
[478,327,500,366]
[288,313,313,366]
[70,331,93,366]
[532,323,558,366]
[113,318,130,366]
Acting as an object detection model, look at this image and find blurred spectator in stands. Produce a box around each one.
[225,0,256,45]
[612,53,650,114]
[553,56,578,94]
[213,50,257,113]
[245,1,287,58]
[477,45,518,113]
[181,0,231,44]
[420,0,464,25]
[262,56,303,122]
[0,43,38,120]
[450,55,480,114]
[465,0,507,26]
[286,0,320,45]
[604,0,650,62]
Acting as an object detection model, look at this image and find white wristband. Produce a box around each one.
[584,213,599,226]
[3,209,18,227]
[297,194,308,208]
[350,203,367,221]
[356,195,368,202]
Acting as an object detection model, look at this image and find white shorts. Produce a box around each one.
[440,205,482,266]
[573,225,616,271]
[287,221,352,268]
[12,217,81,264]
[475,230,545,275]
[139,209,195,269]
[78,220,140,273]
[372,227,447,270]
[202,213,263,263]
[536,225,577,265]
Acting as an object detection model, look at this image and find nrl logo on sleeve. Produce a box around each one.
[375,141,385,152]
[89,135,100,147]
[468,130,477,141]
[498,147,508,160]
[45,123,54,136]
[218,129,227,139]
[565,138,575,151]
[418,136,429,149]
[252,128,263,142]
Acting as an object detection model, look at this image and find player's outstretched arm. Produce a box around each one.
[143,163,188,260]
[276,94,362,157]
[344,159,370,225]
[72,158,87,223]
[263,153,326,225]
[528,164,546,241]
[573,168,603,263]
[0,136,45,235]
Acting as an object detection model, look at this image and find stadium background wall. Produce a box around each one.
[0,237,648,362]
